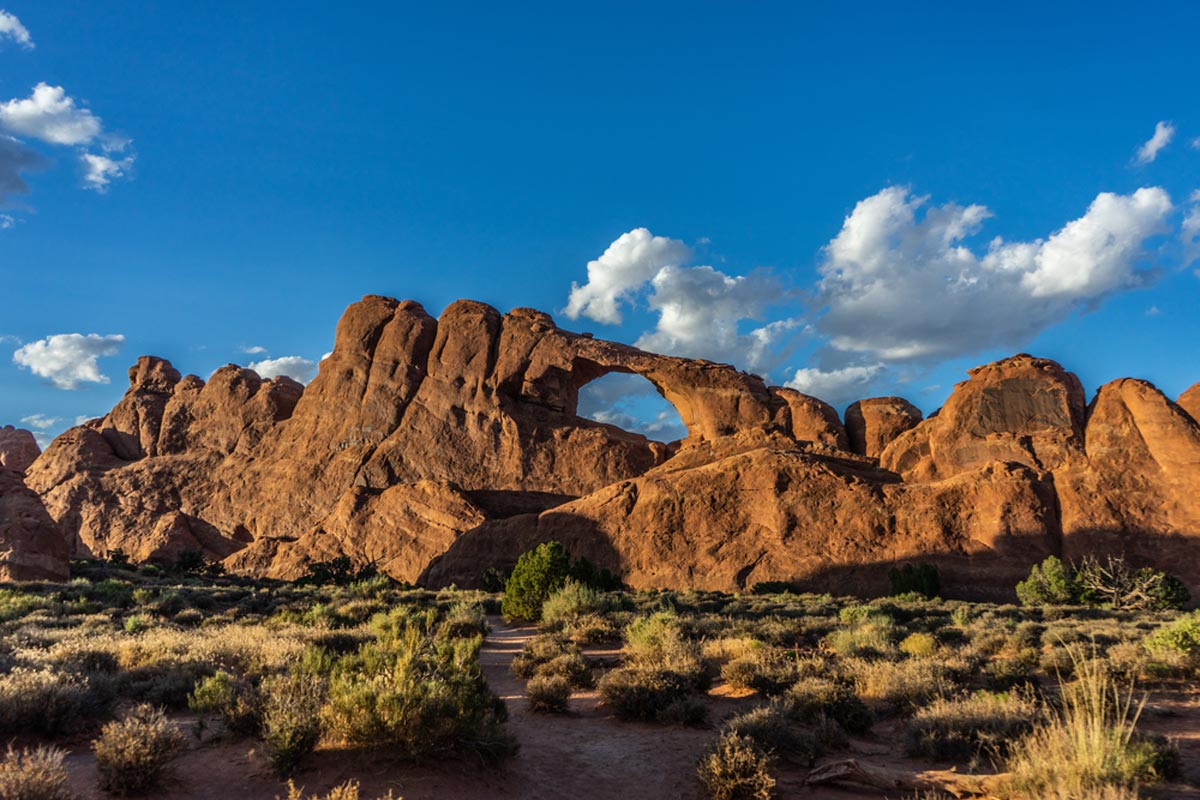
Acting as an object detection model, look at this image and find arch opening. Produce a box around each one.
[575,372,687,444]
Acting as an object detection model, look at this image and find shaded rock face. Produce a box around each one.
[0,426,40,472]
[0,470,69,581]
[845,398,923,460]
[17,298,1200,598]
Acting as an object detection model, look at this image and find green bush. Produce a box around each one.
[568,556,622,591]
[1017,556,1079,606]
[321,621,515,762]
[526,674,571,714]
[511,633,575,679]
[93,704,186,796]
[0,745,72,800]
[1144,612,1200,670]
[534,652,592,689]
[261,672,325,776]
[899,632,939,658]
[0,668,91,736]
[625,611,705,684]
[541,580,608,624]
[502,542,570,622]
[697,732,775,800]
[189,670,261,736]
[888,563,941,599]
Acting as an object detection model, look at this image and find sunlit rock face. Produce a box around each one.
[18,297,1200,599]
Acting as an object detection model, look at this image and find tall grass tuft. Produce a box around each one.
[1005,648,1161,799]
[0,744,72,800]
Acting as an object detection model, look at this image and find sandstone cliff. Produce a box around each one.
[16,297,1200,598]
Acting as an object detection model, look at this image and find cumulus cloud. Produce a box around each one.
[0,84,135,193]
[0,83,103,146]
[248,355,318,384]
[0,10,32,48]
[785,364,885,406]
[564,228,692,324]
[815,186,1172,364]
[75,414,98,426]
[576,374,687,441]
[634,264,802,369]
[12,333,125,389]
[19,413,59,430]
[1134,121,1175,165]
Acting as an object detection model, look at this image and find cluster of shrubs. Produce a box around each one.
[499,541,621,623]
[1017,555,1190,610]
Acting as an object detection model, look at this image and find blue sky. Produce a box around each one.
[2,1,1199,445]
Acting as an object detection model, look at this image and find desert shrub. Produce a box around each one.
[846,658,951,713]
[899,632,939,658]
[300,557,376,587]
[0,668,90,736]
[93,704,186,795]
[824,616,896,658]
[321,621,515,762]
[1143,611,1200,671]
[480,566,508,593]
[597,667,697,723]
[1005,651,1164,798]
[657,696,709,725]
[720,649,802,695]
[566,612,620,644]
[889,563,941,599]
[0,745,71,800]
[568,556,622,591]
[625,612,705,684]
[534,652,592,688]
[906,690,1041,760]
[541,580,608,624]
[260,672,326,776]
[784,677,873,735]
[749,581,795,595]
[697,732,775,800]
[502,541,570,622]
[438,601,488,640]
[526,674,571,714]
[702,636,763,667]
[723,703,820,766]
[1017,556,1080,606]
[189,669,262,736]
[510,633,574,679]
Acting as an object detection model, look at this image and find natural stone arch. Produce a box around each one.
[572,369,687,444]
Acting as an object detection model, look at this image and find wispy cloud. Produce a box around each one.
[19,413,59,429]
[0,10,32,49]
[1134,121,1175,165]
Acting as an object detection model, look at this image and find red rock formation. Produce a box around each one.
[17,299,1200,598]
[0,426,40,472]
[845,398,923,460]
[1179,383,1200,425]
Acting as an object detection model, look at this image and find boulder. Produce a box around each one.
[845,398,923,459]
[0,469,69,581]
[0,426,40,472]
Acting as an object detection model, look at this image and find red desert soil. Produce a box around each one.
[56,617,1200,799]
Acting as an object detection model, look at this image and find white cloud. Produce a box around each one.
[0,213,12,229]
[1183,198,1200,269]
[0,83,102,146]
[19,413,59,430]
[240,345,268,355]
[81,152,134,192]
[1134,121,1175,165]
[248,355,318,384]
[816,186,1172,363]
[785,364,885,406]
[0,10,32,48]
[1145,305,1161,316]
[634,264,801,370]
[320,351,332,361]
[564,228,692,324]
[1192,137,1200,150]
[74,414,98,426]
[12,333,125,389]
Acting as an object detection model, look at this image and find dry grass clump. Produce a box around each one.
[0,667,91,736]
[844,657,952,713]
[906,690,1041,760]
[1004,651,1170,799]
[784,676,873,735]
[696,732,775,800]
[541,580,610,625]
[277,779,399,800]
[624,612,704,680]
[722,703,820,766]
[564,612,620,644]
[93,703,186,795]
[720,648,812,696]
[0,744,72,800]
[510,633,574,679]
[597,667,700,723]
[526,673,572,714]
